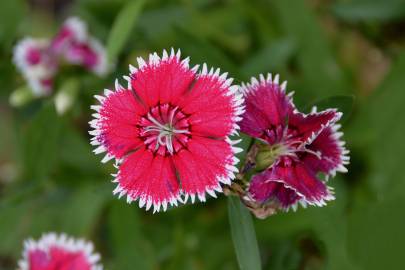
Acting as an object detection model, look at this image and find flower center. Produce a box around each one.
[258,126,322,168]
[138,104,190,156]
[26,47,42,66]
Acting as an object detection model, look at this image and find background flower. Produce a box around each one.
[13,37,57,96]
[52,17,108,76]
[62,38,108,76]
[18,233,102,270]
[12,16,108,100]
[50,17,88,55]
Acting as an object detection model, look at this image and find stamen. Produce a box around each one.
[157,132,167,146]
[271,136,321,161]
[168,106,178,126]
[141,105,190,155]
[172,128,190,134]
[147,113,167,130]
[144,126,163,133]
[166,134,173,154]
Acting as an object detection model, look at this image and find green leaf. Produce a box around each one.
[0,198,34,256]
[0,0,26,47]
[241,38,296,77]
[0,184,109,255]
[305,95,355,124]
[174,26,242,80]
[58,124,101,173]
[272,0,349,103]
[0,104,16,164]
[228,196,261,270]
[62,184,110,236]
[346,53,405,270]
[0,184,57,256]
[333,0,405,22]
[254,180,359,270]
[349,52,405,198]
[21,104,62,181]
[108,201,155,270]
[107,0,146,62]
[347,198,405,270]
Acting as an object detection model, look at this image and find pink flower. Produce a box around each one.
[63,38,108,76]
[18,233,102,270]
[240,74,349,211]
[14,38,49,70]
[50,17,88,55]
[89,49,244,212]
[13,38,58,96]
[12,17,109,98]
[51,17,108,76]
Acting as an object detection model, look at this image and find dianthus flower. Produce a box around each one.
[50,17,88,55]
[240,74,349,214]
[62,38,108,76]
[13,38,57,96]
[51,17,108,76]
[89,49,244,212]
[18,233,102,270]
[12,17,108,97]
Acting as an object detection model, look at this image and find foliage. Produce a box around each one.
[228,196,261,270]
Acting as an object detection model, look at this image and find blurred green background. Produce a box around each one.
[1,0,405,269]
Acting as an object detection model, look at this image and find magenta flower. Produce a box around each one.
[12,17,108,97]
[13,38,58,96]
[51,17,108,76]
[89,49,244,212]
[240,74,349,211]
[50,17,88,55]
[62,38,108,76]
[18,233,102,270]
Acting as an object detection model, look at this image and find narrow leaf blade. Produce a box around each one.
[228,196,261,270]
[107,0,146,62]
[333,0,405,22]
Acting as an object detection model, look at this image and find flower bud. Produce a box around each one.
[9,86,34,107]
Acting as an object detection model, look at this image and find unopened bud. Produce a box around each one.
[9,86,34,107]
[54,78,79,115]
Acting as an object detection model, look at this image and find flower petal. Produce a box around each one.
[289,109,341,144]
[240,74,293,138]
[13,38,57,96]
[19,233,101,270]
[177,65,243,137]
[173,136,237,202]
[50,17,88,54]
[248,170,301,209]
[90,88,145,160]
[130,50,196,107]
[304,124,349,177]
[13,38,48,70]
[63,39,108,76]
[115,147,180,212]
[250,161,334,207]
